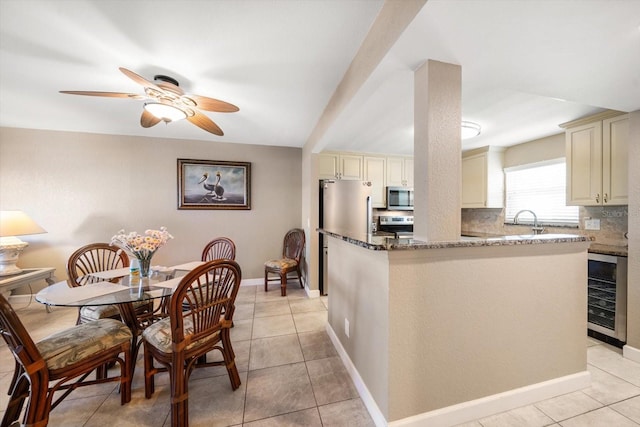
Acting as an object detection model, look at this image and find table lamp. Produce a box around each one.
[0,210,47,276]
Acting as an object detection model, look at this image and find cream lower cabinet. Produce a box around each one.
[564,113,628,206]
[318,152,363,180]
[364,156,386,208]
[386,157,413,187]
[462,146,505,208]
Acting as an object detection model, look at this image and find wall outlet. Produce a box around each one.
[585,219,601,230]
[345,318,350,338]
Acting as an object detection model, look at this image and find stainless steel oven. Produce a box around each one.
[378,216,413,238]
[587,253,627,344]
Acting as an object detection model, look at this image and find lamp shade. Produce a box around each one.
[144,102,187,121]
[0,211,46,237]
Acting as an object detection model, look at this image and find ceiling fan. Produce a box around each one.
[60,67,239,136]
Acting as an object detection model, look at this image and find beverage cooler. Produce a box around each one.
[587,253,627,346]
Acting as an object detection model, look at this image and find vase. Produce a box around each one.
[138,257,152,278]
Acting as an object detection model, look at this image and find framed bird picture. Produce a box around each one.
[177,159,251,210]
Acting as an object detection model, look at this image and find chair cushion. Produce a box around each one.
[37,319,132,371]
[264,258,298,271]
[80,300,150,321]
[80,304,121,320]
[142,316,220,354]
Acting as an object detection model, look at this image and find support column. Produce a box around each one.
[413,59,462,241]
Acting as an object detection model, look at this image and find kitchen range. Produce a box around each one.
[378,215,413,238]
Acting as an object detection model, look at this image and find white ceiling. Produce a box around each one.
[1,0,639,155]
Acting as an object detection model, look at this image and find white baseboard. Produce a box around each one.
[326,323,591,427]
[306,287,320,298]
[623,344,640,363]
[389,371,590,427]
[243,277,320,298]
[326,323,388,427]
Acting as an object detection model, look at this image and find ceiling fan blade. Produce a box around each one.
[189,95,239,113]
[119,67,162,91]
[140,110,162,128]
[188,110,224,135]
[59,90,143,99]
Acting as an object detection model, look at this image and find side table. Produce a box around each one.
[0,268,57,311]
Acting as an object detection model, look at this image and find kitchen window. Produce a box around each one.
[505,159,579,226]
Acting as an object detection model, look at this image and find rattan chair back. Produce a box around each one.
[67,242,130,287]
[201,237,236,261]
[282,228,305,262]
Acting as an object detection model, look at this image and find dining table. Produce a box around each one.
[35,260,205,376]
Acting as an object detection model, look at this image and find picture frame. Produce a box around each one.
[177,159,251,210]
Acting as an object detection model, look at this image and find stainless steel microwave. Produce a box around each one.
[386,186,414,210]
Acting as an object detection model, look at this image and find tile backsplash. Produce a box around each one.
[462,205,628,247]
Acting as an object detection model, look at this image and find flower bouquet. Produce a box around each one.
[111,227,173,277]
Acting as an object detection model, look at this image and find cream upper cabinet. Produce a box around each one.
[318,152,363,180]
[364,156,386,208]
[602,115,628,205]
[462,146,505,208]
[564,112,628,206]
[386,157,413,187]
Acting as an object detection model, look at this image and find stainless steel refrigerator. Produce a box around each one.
[319,179,372,295]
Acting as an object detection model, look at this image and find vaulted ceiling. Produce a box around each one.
[1,0,639,155]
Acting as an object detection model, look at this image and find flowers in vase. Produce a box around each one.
[110,227,173,263]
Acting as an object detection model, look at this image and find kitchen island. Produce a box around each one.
[318,229,592,427]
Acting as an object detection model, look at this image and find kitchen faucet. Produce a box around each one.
[513,210,545,235]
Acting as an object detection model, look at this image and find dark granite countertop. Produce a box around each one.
[318,228,592,251]
[588,243,628,257]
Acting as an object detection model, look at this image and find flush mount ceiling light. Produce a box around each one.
[143,102,188,121]
[461,121,481,139]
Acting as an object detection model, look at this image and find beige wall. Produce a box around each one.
[328,237,390,416]
[387,243,588,421]
[328,236,589,422]
[0,127,302,292]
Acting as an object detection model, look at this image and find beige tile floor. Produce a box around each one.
[1,283,639,427]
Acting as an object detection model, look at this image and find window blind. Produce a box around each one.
[505,160,579,226]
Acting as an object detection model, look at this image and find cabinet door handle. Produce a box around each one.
[595,193,600,203]
[604,193,608,203]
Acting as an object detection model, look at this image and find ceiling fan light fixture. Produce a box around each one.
[144,102,187,121]
[461,121,481,139]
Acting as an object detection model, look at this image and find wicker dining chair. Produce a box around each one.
[201,236,236,261]
[142,259,242,427]
[0,294,132,427]
[67,243,154,325]
[200,237,237,328]
[66,242,130,324]
[264,228,305,296]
